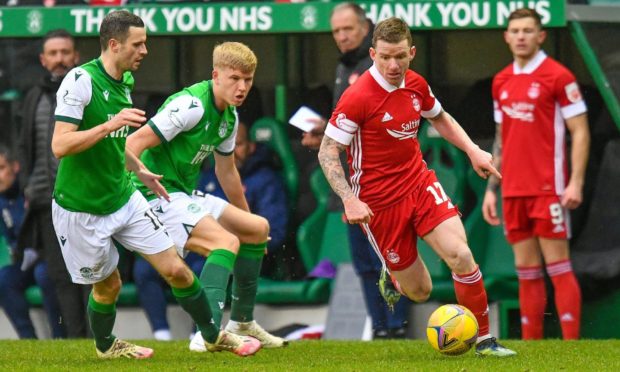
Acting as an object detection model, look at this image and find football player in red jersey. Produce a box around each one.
[318,16,515,357]
[482,8,590,340]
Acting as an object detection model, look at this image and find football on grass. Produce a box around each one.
[426,304,479,356]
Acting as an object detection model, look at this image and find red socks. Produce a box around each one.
[452,266,490,337]
[517,266,546,339]
[547,260,581,340]
[517,260,581,340]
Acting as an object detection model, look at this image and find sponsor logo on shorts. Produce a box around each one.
[187,203,202,213]
[387,251,400,264]
[79,267,94,279]
[59,236,67,246]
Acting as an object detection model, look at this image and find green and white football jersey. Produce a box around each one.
[133,80,237,199]
[54,58,136,215]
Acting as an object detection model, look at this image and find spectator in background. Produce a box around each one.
[483,8,589,340]
[300,2,409,339]
[199,121,288,255]
[16,29,91,338]
[0,145,64,339]
[133,253,205,340]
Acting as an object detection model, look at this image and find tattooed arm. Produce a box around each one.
[482,122,502,225]
[318,135,373,224]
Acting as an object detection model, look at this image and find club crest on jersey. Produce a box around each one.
[412,96,421,112]
[387,251,400,264]
[218,120,228,137]
[500,90,509,100]
[528,82,540,99]
[565,82,582,103]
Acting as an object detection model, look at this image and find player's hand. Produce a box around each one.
[106,108,146,132]
[301,118,327,150]
[468,146,502,180]
[136,168,170,202]
[343,196,374,224]
[561,181,583,209]
[481,190,501,226]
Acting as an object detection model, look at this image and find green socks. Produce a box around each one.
[172,275,219,343]
[199,249,236,328]
[230,242,266,322]
[87,292,116,352]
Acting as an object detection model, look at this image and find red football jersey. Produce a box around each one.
[492,51,587,197]
[325,65,442,210]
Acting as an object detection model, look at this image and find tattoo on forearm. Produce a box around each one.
[318,136,354,200]
[487,123,502,192]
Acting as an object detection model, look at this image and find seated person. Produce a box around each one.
[133,252,204,340]
[0,145,64,339]
[198,121,289,257]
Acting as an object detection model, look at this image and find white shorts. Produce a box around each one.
[52,191,174,284]
[149,190,229,257]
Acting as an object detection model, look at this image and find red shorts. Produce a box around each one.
[502,195,571,244]
[362,170,459,271]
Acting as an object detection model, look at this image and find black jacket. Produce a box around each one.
[332,21,375,106]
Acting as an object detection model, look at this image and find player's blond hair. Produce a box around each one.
[213,42,257,73]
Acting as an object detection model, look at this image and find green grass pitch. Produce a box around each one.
[1,339,619,371]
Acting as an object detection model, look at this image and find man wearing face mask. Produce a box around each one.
[16,29,91,338]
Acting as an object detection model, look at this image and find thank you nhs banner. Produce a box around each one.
[0,1,565,37]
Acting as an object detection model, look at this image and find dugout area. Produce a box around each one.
[1,1,620,340]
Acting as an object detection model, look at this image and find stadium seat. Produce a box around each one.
[250,117,299,209]
[256,169,351,304]
[0,235,10,268]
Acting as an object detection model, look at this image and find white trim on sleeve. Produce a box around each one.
[421,99,442,118]
[325,124,353,146]
[560,101,587,120]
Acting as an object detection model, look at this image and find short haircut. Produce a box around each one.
[508,8,543,29]
[331,2,367,24]
[0,144,16,163]
[213,42,258,74]
[42,29,75,53]
[372,17,413,48]
[99,10,144,51]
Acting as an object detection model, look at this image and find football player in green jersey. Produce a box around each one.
[51,11,260,359]
[127,42,287,350]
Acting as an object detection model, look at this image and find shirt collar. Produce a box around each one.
[513,50,547,75]
[369,64,406,92]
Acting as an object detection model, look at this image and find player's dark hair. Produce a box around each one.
[373,17,413,48]
[508,8,543,29]
[99,10,144,51]
[331,2,367,25]
[0,144,16,163]
[42,29,75,53]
